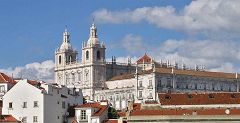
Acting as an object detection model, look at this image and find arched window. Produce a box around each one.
[72,73,75,82]
[97,50,101,60]
[59,55,62,64]
[86,51,89,60]
[69,55,72,63]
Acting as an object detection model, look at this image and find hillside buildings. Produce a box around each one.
[55,23,240,110]
[2,79,83,123]
[124,92,240,123]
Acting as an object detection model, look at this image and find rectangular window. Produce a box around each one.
[81,110,86,120]
[62,101,65,109]
[23,102,27,108]
[158,79,161,88]
[9,102,12,108]
[0,86,5,92]
[78,73,81,81]
[139,91,142,98]
[22,117,27,123]
[149,80,152,86]
[34,101,38,107]
[167,78,171,87]
[139,81,142,87]
[33,116,38,122]
[149,92,153,98]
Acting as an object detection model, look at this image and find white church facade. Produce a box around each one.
[55,23,240,110]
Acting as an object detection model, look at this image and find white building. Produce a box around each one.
[55,23,240,110]
[55,23,135,100]
[2,79,83,123]
[73,102,109,123]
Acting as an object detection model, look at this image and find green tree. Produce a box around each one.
[108,106,119,119]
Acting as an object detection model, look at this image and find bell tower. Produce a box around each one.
[82,23,106,64]
[55,27,78,85]
[81,22,106,100]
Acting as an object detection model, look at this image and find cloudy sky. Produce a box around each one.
[1,0,240,82]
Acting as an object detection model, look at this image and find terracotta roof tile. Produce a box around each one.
[0,115,19,122]
[75,102,109,116]
[130,108,240,116]
[104,119,118,123]
[0,72,16,84]
[155,67,239,79]
[117,111,126,117]
[109,73,135,81]
[159,92,240,105]
[71,118,78,123]
[109,70,153,81]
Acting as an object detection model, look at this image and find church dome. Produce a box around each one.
[59,28,73,51]
[60,42,72,51]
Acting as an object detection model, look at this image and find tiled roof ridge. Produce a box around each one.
[0,72,16,84]
[130,108,240,116]
[155,67,240,79]
[108,69,153,81]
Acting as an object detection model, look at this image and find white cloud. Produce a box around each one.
[92,0,240,38]
[122,34,147,55]
[118,34,240,73]
[0,60,55,82]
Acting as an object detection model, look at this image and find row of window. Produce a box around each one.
[97,93,135,101]
[21,116,38,123]
[176,83,237,91]
[85,50,102,60]
[64,72,89,84]
[8,101,38,109]
[138,91,153,99]
[138,80,153,87]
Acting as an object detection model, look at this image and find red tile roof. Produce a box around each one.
[117,111,126,117]
[109,70,152,81]
[159,93,240,105]
[75,102,109,116]
[27,80,40,86]
[0,115,19,122]
[137,53,152,64]
[155,67,240,79]
[104,119,118,123]
[109,73,135,81]
[130,108,240,116]
[0,72,16,84]
[71,118,78,123]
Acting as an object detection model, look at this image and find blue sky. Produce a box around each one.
[1,0,240,81]
[0,0,191,68]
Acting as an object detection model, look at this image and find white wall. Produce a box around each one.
[2,80,44,123]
